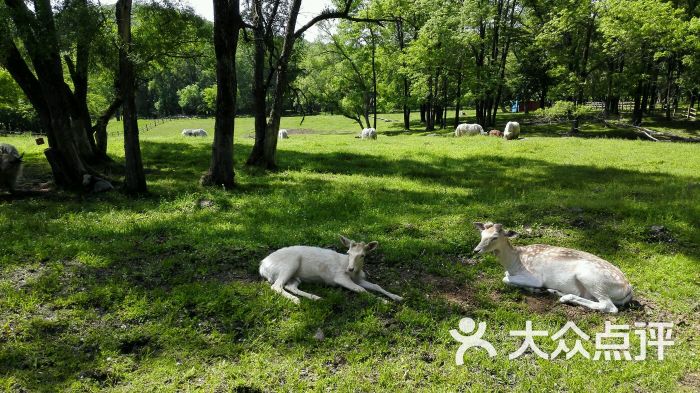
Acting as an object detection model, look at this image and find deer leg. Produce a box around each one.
[559,294,618,313]
[334,276,368,294]
[284,278,322,301]
[358,279,403,302]
[271,270,300,304]
[503,274,544,292]
[271,283,300,304]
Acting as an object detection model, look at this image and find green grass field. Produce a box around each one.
[1,113,699,392]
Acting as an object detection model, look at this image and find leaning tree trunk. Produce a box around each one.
[93,96,122,157]
[116,0,147,194]
[202,0,241,187]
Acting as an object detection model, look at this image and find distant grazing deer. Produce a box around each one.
[473,222,633,313]
[259,236,403,304]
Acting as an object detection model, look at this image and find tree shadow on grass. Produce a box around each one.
[1,139,699,390]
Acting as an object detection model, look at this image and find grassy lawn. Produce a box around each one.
[1,113,699,392]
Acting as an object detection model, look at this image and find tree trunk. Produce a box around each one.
[576,13,596,104]
[370,24,377,130]
[403,78,410,130]
[1,0,105,189]
[396,18,410,130]
[247,0,301,169]
[454,66,462,127]
[665,57,674,120]
[420,103,426,123]
[93,96,122,157]
[246,0,268,166]
[117,0,147,194]
[632,80,644,126]
[426,75,435,131]
[604,60,614,115]
[648,68,659,113]
[491,0,516,126]
[441,74,447,129]
[203,0,241,186]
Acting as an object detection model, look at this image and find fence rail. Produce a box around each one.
[109,116,176,138]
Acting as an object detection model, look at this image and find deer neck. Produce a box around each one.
[493,239,525,275]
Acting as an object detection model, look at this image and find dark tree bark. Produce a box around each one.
[246,0,382,169]
[454,60,463,127]
[1,0,99,188]
[632,79,644,126]
[370,24,378,130]
[202,0,241,187]
[575,12,596,105]
[93,96,123,157]
[246,0,276,166]
[116,0,147,194]
[441,74,447,129]
[664,56,675,120]
[396,18,410,130]
[426,75,435,131]
[491,0,517,126]
[1,0,119,190]
[648,67,659,113]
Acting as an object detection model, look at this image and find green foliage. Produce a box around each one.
[0,69,38,132]
[201,85,217,115]
[534,101,600,121]
[177,84,204,115]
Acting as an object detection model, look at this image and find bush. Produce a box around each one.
[533,100,600,121]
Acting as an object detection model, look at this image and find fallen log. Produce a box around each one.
[601,120,700,143]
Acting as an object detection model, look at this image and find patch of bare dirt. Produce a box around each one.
[421,274,476,309]
[525,296,552,313]
[679,373,700,391]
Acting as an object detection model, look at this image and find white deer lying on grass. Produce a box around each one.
[259,236,403,304]
[473,222,633,313]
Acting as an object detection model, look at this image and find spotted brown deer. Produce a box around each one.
[473,222,633,313]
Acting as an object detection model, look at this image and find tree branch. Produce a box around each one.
[293,1,393,39]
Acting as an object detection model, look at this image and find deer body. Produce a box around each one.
[474,223,632,313]
[259,237,403,304]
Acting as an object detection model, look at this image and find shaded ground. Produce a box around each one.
[0,116,699,391]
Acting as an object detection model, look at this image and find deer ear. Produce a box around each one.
[339,235,353,248]
[505,230,518,238]
[473,222,485,231]
[365,241,378,252]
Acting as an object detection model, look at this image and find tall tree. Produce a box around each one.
[201,0,242,188]
[116,0,147,193]
[246,0,380,169]
[0,0,111,189]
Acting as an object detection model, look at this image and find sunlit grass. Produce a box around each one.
[1,113,699,391]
